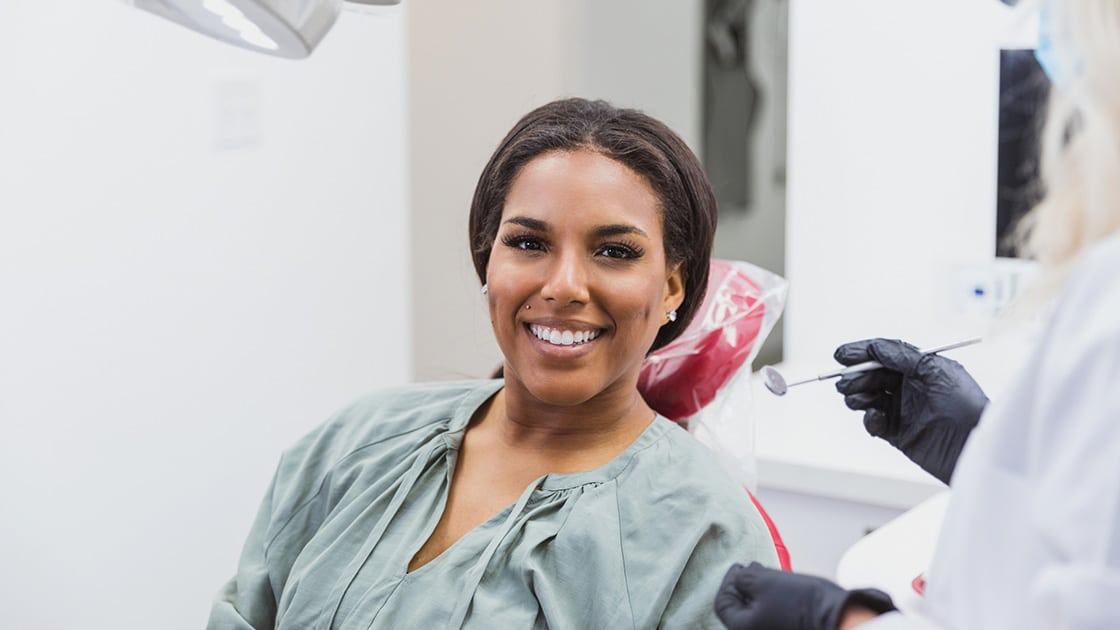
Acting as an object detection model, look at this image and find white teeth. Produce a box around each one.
[530,325,601,346]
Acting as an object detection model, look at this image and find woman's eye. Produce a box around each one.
[501,234,546,252]
[598,243,643,260]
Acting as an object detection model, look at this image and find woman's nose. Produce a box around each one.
[540,253,590,305]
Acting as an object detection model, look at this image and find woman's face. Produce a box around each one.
[486,149,684,407]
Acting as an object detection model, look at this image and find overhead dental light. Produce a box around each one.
[128,0,402,59]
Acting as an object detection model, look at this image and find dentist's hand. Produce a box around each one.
[714,562,895,630]
[834,338,989,484]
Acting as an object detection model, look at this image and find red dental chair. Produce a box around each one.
[639,259,792,571]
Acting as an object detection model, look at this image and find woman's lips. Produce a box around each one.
[527,323,604,346]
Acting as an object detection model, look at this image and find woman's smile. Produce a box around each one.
[484,148,684,406]
[523,318,608,360]
[526,323,604,347]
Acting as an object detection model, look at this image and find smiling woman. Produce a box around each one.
[208,98,780,629]
[485,149,681,409]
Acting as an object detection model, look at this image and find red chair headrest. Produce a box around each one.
[639,259,768,422]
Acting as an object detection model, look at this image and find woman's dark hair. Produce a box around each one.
[468,97,718,352]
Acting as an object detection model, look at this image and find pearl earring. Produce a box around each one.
[481,284,488,295]
[667,310,677,322]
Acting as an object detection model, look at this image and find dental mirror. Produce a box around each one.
[761,337,983,396]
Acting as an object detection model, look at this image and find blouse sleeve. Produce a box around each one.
[207,471,282,630]
[614,441,781,629]
[656,518,779,629]
[206,412,353,629]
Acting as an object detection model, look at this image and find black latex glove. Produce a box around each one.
[834,338,989,485]
[715,562,896,630]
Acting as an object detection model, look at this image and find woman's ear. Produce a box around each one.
[664,262,686,315]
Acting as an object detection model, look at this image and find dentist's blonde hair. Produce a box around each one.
[1016,0,1120,299]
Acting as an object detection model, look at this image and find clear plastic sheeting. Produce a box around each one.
[639,259,788,490]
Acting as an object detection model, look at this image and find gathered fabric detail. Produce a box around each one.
[317,437,445,630]
[446,475,549,626]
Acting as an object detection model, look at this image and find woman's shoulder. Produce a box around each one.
[264,379,501,518]
[597,419,780,624]
[612,418,756,520]
[1061,230,1120,306]
[635,419,749,489]
[1045,232,1120,356]
[337,379,500,427]
[1007,232,1120,474]
[285,379,502,465]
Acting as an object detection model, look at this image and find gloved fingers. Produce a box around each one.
[844,587,898,615]
[714,563,758,627]
[915,353,985,395]
[715,563,750,603]
[863,408,893,438]
[913,352,956,381]
[836,370,900,395]
[715,563,856,630]
[717,563,752,598]
[833,339,878,366]
[864,338,924,375]
[842,391,890,411]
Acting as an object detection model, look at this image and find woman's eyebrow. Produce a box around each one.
[501,217,649,240]
[594,224,649,239]
[503,216,549,231]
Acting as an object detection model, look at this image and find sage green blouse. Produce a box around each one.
[208,379,778,629]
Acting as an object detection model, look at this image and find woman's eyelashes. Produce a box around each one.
[501,232,546,252]
[499,232,645,261]
[596,240,644,260]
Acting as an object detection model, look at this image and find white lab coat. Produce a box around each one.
[865,229,1120,630]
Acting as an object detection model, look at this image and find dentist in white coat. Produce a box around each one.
[715,0,1120,628]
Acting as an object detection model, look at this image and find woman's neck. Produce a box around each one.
[478,381,656,468]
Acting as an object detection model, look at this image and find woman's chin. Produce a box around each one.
[524,382,598,408]
[507,372,602,408]
[510,368,642,411]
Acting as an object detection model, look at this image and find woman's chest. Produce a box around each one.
[274,459,454,629]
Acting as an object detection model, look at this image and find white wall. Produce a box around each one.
[409,0,703,381]
[711,0,790,367]
[564,1,703,147]
[783,0,1031,365]
[408,0,571,381]
[0,3,408,628]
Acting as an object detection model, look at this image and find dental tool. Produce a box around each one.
[760,337,983,396]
